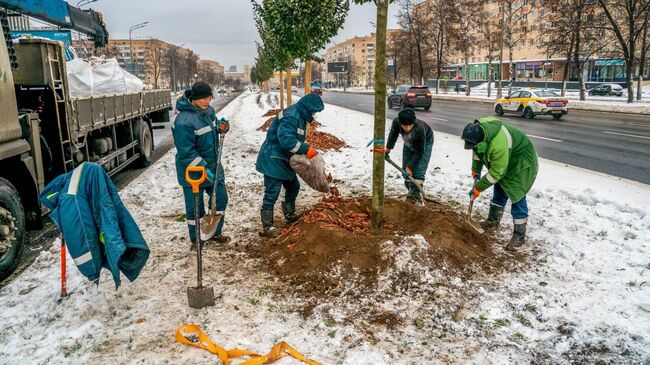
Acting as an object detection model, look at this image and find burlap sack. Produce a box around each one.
[290,154,331,194]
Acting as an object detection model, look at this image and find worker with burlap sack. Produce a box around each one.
[255,93,325,238]
[384,108,434,204]
[461,117,539,250]
[173,82,231,248]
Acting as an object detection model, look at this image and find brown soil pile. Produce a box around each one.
[257,115,347,151]
[252,198,514,307]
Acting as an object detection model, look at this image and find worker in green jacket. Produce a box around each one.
[461,117,538,250]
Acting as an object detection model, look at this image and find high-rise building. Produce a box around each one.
[228,65,237,72]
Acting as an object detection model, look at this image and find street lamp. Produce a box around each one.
[77,0,98,8]
[129,21,149,74]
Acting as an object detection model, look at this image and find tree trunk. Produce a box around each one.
[304,60,312,95]
[626,59,634,103]
[487,58,492,98]
[561,43,573,97]
[279,70,285,109]
[508,41,514,94]
[286,66,292,105]
[371,0,389,232]
[637,13,648,101]
[465,58,471,96]
[497,2,505,99]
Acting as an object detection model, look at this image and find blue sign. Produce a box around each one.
[11,30,74,61]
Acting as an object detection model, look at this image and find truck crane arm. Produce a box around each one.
[0,0,108,46]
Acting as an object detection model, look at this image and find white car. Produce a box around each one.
[495,89,569,120]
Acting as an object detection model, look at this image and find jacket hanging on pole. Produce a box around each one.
[40,162,150,288]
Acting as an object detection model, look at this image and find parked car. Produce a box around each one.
[588,83,623,97]
[494,89,569,120]
[387,85,432,110]
[217,88,227,95]
[452,76,463,80]
[454,84,468,92]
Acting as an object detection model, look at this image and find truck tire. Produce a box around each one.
[135,119,153,168]
[0,178,25,282]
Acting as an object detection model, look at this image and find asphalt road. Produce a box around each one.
[319,91,650,185]
[1,93,237,287]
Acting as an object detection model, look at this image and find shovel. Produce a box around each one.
[185,166,216,309]
[384,155,438,204]
[200,133,225,241]
[466,199,484,234]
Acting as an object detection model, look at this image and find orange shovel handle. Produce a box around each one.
[185,166,207,193]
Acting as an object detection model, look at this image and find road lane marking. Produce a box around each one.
[428,116,448,122]
[528,134,563,143]
[603,131,650,140]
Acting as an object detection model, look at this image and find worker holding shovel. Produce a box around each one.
[384,108,434,204]
[461,117,538,251]
[173,82,231,248]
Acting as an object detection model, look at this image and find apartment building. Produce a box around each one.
[323,33,379,87]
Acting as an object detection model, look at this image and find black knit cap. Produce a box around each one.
[190,81,213,101]
[461,121,485,150]
[398,108,416,125]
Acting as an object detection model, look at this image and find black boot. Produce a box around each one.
[281,201,300,224]
[259,210,278,238]
[406,182,424,205]
[481,203,504,231]
[506,220,527,251]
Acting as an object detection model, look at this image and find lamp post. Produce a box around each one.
[129,21,149,75]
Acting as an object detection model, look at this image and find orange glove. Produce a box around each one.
[471,171,480,179]
[469,187,480,201]
[306,147,318,159]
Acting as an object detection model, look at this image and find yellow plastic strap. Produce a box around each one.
[175,325,321,365]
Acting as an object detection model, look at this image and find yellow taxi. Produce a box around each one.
[495,88,569,120]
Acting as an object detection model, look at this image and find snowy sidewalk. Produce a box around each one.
[0,92,648,364]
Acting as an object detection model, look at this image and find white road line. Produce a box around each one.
[528,134,563,143]
[603,131,650,140]
[428,116,448,122]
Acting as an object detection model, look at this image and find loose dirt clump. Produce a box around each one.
[251,197,523,324]
[257,114,347,151]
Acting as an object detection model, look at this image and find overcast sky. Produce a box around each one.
[91,0,399,70]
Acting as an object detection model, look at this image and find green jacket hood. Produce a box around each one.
[476,117,504,144]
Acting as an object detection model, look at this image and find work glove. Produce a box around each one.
[469,186,480,201]
[384,149,391,161]
[402,166,412,180]
[306,147,318,159]
[471,171,481,180]
[217,118,230,134]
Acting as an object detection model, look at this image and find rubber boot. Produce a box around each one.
[208,235,231,244]
[259,210,278,238]
[282,201,300,224]
[506,220,527,251]
[480,203,505,231]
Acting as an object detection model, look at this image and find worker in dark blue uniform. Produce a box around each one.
[385,108,434,204]
[255,93,325,237]
[172,82,230,247]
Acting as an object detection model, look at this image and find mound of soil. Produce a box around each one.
[252,197,516,312]
[257,115,346,151]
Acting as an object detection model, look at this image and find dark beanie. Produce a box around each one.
[190,82,213,101]
[461,121,485,150]
[398,108,416,125]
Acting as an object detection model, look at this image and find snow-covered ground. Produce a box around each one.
[0,92,648,364]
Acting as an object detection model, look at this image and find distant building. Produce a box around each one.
[228,65,237,72]
[243,64,251,82]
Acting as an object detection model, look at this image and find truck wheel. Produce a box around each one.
[0,178,25,282]
[135,120,153,167]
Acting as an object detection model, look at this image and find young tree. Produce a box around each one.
[499,0,529,94]
[477,8,500,98]
[424,0,454,94]
[636,6,649,100]
[354,0,395,231]
[597,0,650,103]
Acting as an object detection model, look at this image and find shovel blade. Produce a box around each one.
[187,286,216,309]
[466,217,484,234]
[200,214,223,241]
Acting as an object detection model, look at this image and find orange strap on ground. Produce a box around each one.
[175,325,322,365]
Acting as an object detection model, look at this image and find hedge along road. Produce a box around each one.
[314,90,650,185]
[0,93,239,287]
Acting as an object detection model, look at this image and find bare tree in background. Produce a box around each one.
[500,0,529,93]
[543,0,576,96]
[451,0,479,96]
[387,29,407,88]
[146,40,166,89]
[425,0,453,94]
[397,0,434,84]
[598,0,650,103]
[478,6,500,98]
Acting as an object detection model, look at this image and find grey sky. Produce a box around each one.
[91,0,399,70]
